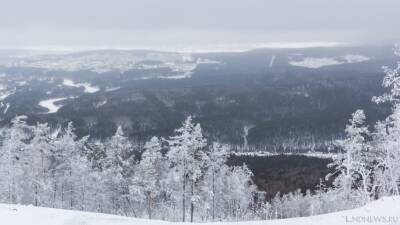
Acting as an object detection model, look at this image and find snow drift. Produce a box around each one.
[0,197,399,225]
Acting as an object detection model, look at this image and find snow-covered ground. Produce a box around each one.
[0,86,15,101]
[0,91,13,101]
[289,54,370,68]
[290,57,342,68]
[3,103,10,114]
[269,56,276,68]
[63,79,100,93]
[105,86,121,92]
[38,97,68,113]
[0,51,220,77]
[0,197,398,225]
[232,151,336,159]
[342,54,370,63]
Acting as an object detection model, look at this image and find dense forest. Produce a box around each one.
[0,47,400,222]
[0,45,395,153]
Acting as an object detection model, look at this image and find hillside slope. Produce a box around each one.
[1,197,399,225]
[0,45,394,151]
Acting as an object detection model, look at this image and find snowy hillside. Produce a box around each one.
[0,50,220,77]
[289,54,370,68]
[1,197,399,225]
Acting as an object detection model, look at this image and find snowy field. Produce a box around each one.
[38,97,68,113]
[0,51,217,76]
[269,55,276,68]
[289,55,370,68]
[232,151,336,159]
[1,197,399,225]
[63,79,100,93]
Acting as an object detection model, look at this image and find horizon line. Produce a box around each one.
[0,41,352,54]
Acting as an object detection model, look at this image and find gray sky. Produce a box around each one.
[1,0,399,51]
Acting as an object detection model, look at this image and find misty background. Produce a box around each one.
[0,0,399,51]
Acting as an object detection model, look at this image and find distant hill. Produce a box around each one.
[0,44,396,152]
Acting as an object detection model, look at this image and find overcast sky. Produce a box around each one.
[1,0,399,51]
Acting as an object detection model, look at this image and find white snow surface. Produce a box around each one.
[0,51,220,77]
[0,84,15,101]
[63,79,99,93]
[0,91,13,101]
[232,151,336,159]
[0,197,399,225]
[290,57,342,68]
[342,54,371,63]
[105,86,121,92]
[38,97,68,114]
[3,103,10,114]
[269,56,276,68]
[289,54,371,68]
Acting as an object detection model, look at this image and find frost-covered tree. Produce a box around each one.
[26,122,55,206]
[0,116,265,222]
[51,122,89,209]
[223,165,255,220]
[370,46,400,196]
[0,116,31,204]
[167,116,207,222]
[372,46,400,104]
[370,107,400,196]
[86,139,107,170]
[328,110,372,201]
[102,126,134,215]
[103,126,134,175]
[202,142,229,220]
[130,136,165,219]
[323,46,400,205]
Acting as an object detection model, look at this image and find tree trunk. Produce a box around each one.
[182,159,187,222]
[125,196,137,217]
[53,181,57,208]
[182,176,186,222]
[82,181,86,210]
[69,169,73,209]
[147,193,152,219]
[190,180,194,222]
[212,170,215,220]
[61,183,64,208]
[34,183,38,206]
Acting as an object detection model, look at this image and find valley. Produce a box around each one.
[0,44,394,152]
